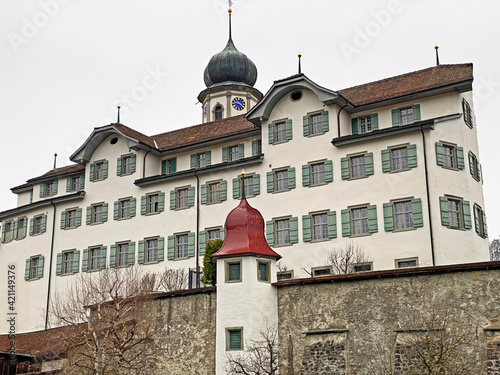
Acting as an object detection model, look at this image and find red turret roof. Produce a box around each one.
[213,199,281,259]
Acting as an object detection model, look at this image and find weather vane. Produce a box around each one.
[228,0,233,7]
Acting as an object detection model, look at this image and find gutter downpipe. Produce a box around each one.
[142,148,152,178]
[420,124,436,266]
[45,201,57,330]
[195,171,200,288]
[337,102,349,138]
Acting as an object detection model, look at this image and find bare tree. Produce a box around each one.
[490,238,500,261]
[226,325,279,375]
[326,241,369,274]
[157,267,188,291]
[48,266,161,374]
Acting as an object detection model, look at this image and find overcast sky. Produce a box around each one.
[1,0,499,240]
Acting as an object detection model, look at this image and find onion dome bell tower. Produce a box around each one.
[198,9,263,123]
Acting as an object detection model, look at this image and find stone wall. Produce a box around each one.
[277,263,500,374]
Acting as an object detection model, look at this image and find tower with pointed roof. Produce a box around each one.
[198,9,263,123]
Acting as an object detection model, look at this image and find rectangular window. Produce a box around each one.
[275,121,287,143]
[177,188,189,209]
[310,113,323,135]
[208,182,221,204]
[448,199,462,228]
[312,213,328,240]
[394,201,413,230]
[89,247,101,271]
[275,169,289,191]
[341,153,373,180]
[162,158,176,175]
[399,106,414,125]
[208,228,221,241]
[469,152,481,181]
[92,204,103,223]
[391,148,408,171]
[396,258,418,269]
[30,257,40,279]
[439,196,471,230]
[474,204,487,238]
[17,217,27,239]
[33,216,44,235]
[275,218,290,245]
[252,139,262,155]
[226,328,243,351]
[148,194,159,213]
[435,142,464,170]
[463,98,473,128]
[120,199,131,219]
[118,243,129,267]
[243,176,254,197]
[70,176,80,191]
[197,152,206,168]
[277,271,293,281]
[3,221,13,242]
[257,261,270,282]
[350,155,366,178]
[228,146,239,162]
[311,163,325,185]
[352,262,373,272]
[175,234,188,258]
[359,115,372,134]
[45,181,54,197]
[352,207,369,235]
[63,251,74,274]
[120,155,133,175]
[147,238,158,263]
[443,144,456,168]
[226,261,241,282]
[312,266,332,277]
[66,209,77,228]
[94,161,105,180]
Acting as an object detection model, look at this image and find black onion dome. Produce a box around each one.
[203,37,257,88]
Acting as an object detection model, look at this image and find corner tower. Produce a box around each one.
[198,8,263,123]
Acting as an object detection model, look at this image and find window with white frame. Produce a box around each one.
[118,243,129,267]
[440,196,471,230]
[312,213,328,241]
[208,182,221,204]
[399,106,414,125]
[40,180,57,198]
[277,271,293,281]
[448,199,462,228]
[146,238,158,263]
[2,221,13,243]
[469,151,481,181]
[474,204,487,238]
[196,152,206,168]
[275,121,287,143]
[243,176,254,197]
[391,147,408,171]
[177,188,189,209]
[257,261,270,282]
[118,154,135,176]
[91,204,104,224]
[17,217,27,239]
[275,169,289,191]
[69,176,80,191]
[352,207,369,235]
[275,218,290,245]
[341,153,373,180]
[119,199,131,219]
[352,263,372,272]
[436,142,464,170]
[310,113,323,135]
[89,247,101,271]
[396,258,418,268]
[66,209,77,228]
[29,256,41,279]
[350,155,366,178]
[311,163,325,185]
[226,260,241,283]
[462,98,473,128]
[226,328,243,351]
[359,115,372,134]
[394,201,413,230]
[312,266,332,277]
[33,215,44,235]
[384,198,423,232]
[63,251,75,274]
[147,193,159,213]
[208,228,221,241]
[175,234,188,258]
[443,144,456,168]
[161,158,176,175]
[94,161,106,180]
[228,146,239,162]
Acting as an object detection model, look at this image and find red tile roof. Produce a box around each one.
[112,123,156,148]
[338,64,473,106]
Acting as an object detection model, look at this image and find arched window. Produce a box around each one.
[214,105,223,120]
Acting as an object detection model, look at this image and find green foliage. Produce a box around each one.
[201,239,223,286]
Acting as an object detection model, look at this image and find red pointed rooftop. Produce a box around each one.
[212,199,281,259]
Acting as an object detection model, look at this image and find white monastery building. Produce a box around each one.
[0,9,489,334]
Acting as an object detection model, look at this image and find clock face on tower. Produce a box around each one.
[232,97,246,111]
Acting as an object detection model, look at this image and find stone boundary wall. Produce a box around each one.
[277,263,500,374]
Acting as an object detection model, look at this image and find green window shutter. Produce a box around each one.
[251,140,259,156]
[482,211,488,238]
[25,259,31,280]
[188,233,195,257]
[474,205,480,234]
[268,122,275,144]
[327,211,337,238]
[303,115,310,137]
[302,215,312,242]
[103,160,108,179]
[205,151,211,166]
[238,144,244,159]
[130,154,136,173]
[158,192,165,212]
[29,218,34,236]
[412,104,421,121]
[220,180,227,201]
[82,248,89,272]
[86,206,91,225]
[188,186,195,207]
[367,205,378,233]
[341,157,350,180]
[100,246,107,269]
[170,190,176,210]
[1,223,5,243]
[439,196,450,226]
[371,113,379,130]
[266,220,274,246]
[391,109,399,126]
[285,119,293,141]
[463,200,472,229]
[468,152,474,176]
[381,149,391,173]
[113,201,119,220]
[38,256,44,279]
[383,202,394,231]
[79,175,85,190]
[201,184,208,205]
[341,209,351,237]
[302,164,311,186]
[351,118,358,135]
[412,198,423,228]
[110,244,116,268]
[457,147,465,170]
[167,236,175,260]
[321,111,329,132]
[253,174,260,195]
[435,142,445,166]
[157,237,165,262]
[141,195,147,215]
[161,160,167,175]
[60,211,67,229]
[222,146,229,162]
[138,240,145,264]
[365,153,374,176]
[39,183,45,198]
[72,250,80,273]
[12,221,17,240]
[116,157,122,176]
[290,217,298,244]
[102,203,108,222]
[76,208,82,227]
[407,144,417,168]
[190,154,196,169]
[232,178,240,199]
[267,172,274,193]
[56,253,62,275]
[66,177,71,192]
[128,241,135,265]
[321,160,332,183]
[199,231,206,256]
[89,163,95,181]
[171,158,177,172]
[52,180,58,195]
[129,198,136,217]
[41,215,47,233]
[220,227,225,240]
[288,167,296,189]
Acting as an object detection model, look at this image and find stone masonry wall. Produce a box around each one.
[277,265,500,374]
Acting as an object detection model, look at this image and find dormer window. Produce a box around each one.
[215,105,223,120]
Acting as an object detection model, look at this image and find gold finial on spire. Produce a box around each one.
[117,105,121,123]
[434,44,440,66]
[298,52,302,74]
[240,169,246,178]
